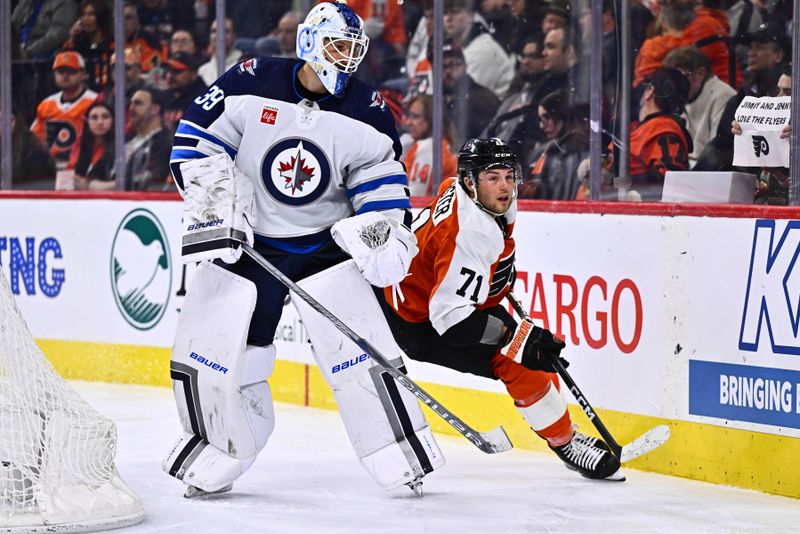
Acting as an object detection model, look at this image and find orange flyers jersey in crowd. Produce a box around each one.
[31,89,98,167]
[634,7,737,87]
[682,8,739,87]
[322,0,407,45]
[126,37,164,73]
[633,33,682,87]
[409,57,432,98]
[385,177,516,334]
[628,113,690,178]
[404,138,458,197]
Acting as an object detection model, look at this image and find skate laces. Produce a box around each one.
[562,432,605,471]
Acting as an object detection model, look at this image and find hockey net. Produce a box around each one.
[0,270,144,533]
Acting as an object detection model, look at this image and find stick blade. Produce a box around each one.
[620,425,670,463]
[478,426,514,454]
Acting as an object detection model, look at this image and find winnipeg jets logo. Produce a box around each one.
[262,138,331,206]
[370,90,386,110]
[278,143,316,195]
[238,58,257,76]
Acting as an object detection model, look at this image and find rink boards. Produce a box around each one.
[1,192,799,498]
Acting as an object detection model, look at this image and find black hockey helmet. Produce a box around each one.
[457,137,521,216]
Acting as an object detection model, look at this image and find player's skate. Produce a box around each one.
[550,430,625,481]
[184,484,233,499]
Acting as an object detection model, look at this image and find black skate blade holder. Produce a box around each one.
[507,293,670,463]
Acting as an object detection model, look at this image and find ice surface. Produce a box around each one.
[72,382,799,534]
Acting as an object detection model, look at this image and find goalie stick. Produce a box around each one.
[241,243,513,454]
[506,292,670,463]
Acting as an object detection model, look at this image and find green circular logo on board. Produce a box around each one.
[110,208,172,330]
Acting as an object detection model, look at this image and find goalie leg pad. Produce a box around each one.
[163,430,257,492]
[294,260,445,489]
[165,262,276,491]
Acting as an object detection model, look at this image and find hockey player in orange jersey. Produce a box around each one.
[380,138,623,481]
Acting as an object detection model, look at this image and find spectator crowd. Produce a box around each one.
[4,0,796,204]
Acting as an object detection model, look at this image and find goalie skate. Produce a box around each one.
[406,478,424,497]
[550,430,625,481]
[184,484,233,499]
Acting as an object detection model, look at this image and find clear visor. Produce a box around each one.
[321,31,369,74]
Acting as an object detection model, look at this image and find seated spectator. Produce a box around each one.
[403,95,459,197]
[513,0,545,55]
[541,1,570,35]
[31,51,98,170]
[163,52,208,133]
[620,68,693,201]
[198,17,242,85]
[147,28,202,90]
[125,87,172,191]
[519,91,589,200]
[441,41,500,145]
[12,0,78,60]
[63,0,114,92]
[541,26,589,111]
[137,0,194,54]
[483,36,545,159]
[124,2,165,73]
[170,29,200,57]
[101,48,144,135]
[634,0,736,88]
[406,3,432,85]
[730,70,791,205]
[482,27,581,148]
[2,108,57,189]
[727,0,767,73]
[443,0,515,98]
[478,0,525,54]
[693,22,788,171]
[271,11,302,59]
[742,22,788,96]
[663,46,737,166]
[71,101,116,190]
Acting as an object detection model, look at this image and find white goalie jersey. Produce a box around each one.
[170,57,411,241]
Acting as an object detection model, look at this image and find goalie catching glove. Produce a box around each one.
[331,212,418,287]
[499,319,568,372]
[179,152,256,264]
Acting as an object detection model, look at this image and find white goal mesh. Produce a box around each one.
[0,270,144,533]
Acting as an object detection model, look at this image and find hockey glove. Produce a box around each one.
[499,319,568,373]
[331,212,418,287]
[180,153,256,265]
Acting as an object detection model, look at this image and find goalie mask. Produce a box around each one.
[457,138,521,217]
[296,1,369,97]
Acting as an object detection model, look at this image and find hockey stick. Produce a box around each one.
[241,243,513,454]
[506,292,670,463]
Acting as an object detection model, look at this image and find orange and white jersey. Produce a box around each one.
[404,137,458,197]
[386,177,516,335]
[31,89,98,166]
